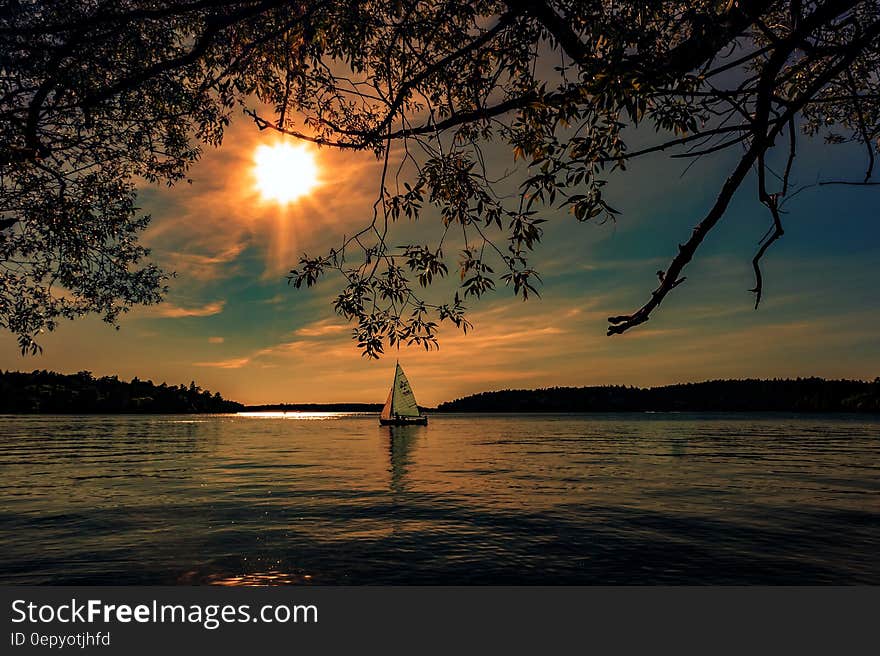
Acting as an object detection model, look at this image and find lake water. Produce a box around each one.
[0,413,877,584]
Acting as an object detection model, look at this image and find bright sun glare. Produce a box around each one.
[253,143,319,203]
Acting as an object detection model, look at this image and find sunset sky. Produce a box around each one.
[1,115,877,406]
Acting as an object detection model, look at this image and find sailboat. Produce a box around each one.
[379,362,428,426]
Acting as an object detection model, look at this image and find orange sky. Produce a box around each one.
[1,116,878,406]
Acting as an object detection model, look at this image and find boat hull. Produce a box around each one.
[379,416,428,426]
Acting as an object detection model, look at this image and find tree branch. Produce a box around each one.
[608,9,880,335]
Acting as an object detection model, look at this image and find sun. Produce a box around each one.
[253,142,320,203]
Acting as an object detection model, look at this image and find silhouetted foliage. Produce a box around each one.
[0,370,243,413]
[437,378,880,413]
[2,2,879,355]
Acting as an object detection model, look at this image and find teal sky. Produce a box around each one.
[1,116,877,405]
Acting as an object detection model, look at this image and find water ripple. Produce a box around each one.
[0,412,877,584]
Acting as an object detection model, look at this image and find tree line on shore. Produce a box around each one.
[3,372,879,414]
[436,378,880,413]
[0,370,243,413]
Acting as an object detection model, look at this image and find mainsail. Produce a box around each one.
[380,363,421,419]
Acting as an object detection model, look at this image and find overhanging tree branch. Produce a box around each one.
[608,12,880,335]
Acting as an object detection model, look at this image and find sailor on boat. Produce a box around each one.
[379,362,428,426]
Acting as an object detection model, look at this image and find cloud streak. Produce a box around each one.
[155,300,226,318]
[193,356,251,369]
[293,319,348,337]
[163,244,247,281]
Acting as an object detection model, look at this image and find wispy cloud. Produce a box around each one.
[260,293,289,305]
[163,244,247,281]
[208,336,225,344]
[293,319,348,337]
[577,255,668,273]
[193,356,251,369]
[155,300,226,318]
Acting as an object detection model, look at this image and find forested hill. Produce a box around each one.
[0,370,243,413]
[436,379,880,413]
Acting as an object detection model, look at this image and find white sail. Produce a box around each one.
[380,385,394,421]
[383,363,421,418]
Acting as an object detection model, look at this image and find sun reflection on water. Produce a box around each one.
[236,411,368,420]
[180,571,312,586]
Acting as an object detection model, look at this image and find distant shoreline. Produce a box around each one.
[3,372,879,414]
[435,379,880,414]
